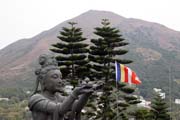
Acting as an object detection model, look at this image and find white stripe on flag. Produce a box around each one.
[127,67,132,85]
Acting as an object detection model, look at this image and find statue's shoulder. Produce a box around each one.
[28,93,46,110]
[29,93,46,101]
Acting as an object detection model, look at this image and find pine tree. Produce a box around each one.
[115,84,141,120]
[151,93,171,120]
[130,107,153,120]
[50,22,89,86]
[89,19,139,120]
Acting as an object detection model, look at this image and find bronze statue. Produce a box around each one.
[28,54,93,120]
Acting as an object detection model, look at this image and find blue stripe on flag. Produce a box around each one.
[115,62,121,82]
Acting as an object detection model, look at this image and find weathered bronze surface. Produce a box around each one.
[28,54,93,120]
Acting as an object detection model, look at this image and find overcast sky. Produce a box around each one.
[0,0,179,49]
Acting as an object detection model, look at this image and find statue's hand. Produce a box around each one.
[72,84,93,97]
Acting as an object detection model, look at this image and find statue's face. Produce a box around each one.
[44,69,64,93]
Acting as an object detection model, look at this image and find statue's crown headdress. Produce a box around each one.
[39,54,58,67]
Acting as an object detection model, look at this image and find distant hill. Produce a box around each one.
[0,10,180,98]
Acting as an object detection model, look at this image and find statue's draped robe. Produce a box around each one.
[29,93,73,120]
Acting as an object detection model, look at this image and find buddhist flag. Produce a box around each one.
[115,61,141,85]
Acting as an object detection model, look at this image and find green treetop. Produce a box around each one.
[151,92,171,120]
[50,22,89,86]
[89,19,139,120]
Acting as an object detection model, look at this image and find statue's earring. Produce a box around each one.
[32,69,41,95]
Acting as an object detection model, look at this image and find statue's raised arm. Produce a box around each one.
[28,54,93,120]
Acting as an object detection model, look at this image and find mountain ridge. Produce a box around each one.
[0,10,179,98]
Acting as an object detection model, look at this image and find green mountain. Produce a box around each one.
[0,10,180,99]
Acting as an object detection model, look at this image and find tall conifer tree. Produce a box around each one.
[50,22,89,86]
[89,19,137,120]
[151,93,171,120]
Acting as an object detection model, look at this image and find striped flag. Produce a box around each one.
[115,61,141,85]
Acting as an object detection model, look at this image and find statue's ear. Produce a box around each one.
[30,77,40,95]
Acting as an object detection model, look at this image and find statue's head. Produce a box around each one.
[33,54,64,94]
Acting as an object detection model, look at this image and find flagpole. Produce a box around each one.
[116,80,119,120]
[115,61,119,120]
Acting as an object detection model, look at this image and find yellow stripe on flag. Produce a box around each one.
[120,64,125,82]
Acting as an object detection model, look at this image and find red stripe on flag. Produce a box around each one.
[132,71,141,84]
[132,71,136,83]
[124,66,128,83]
